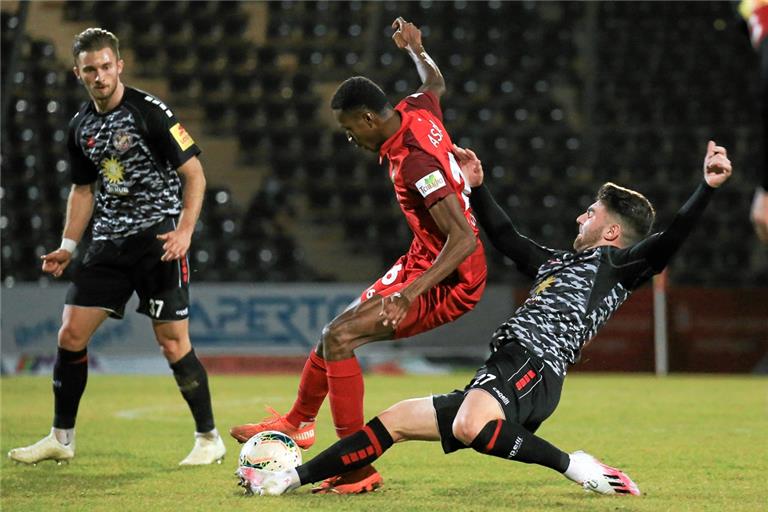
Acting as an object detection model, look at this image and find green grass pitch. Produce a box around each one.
[1,372,765,511]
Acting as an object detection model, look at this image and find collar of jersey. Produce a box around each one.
[378,104,413,164]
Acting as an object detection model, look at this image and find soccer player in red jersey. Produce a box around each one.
[230,17,487,494]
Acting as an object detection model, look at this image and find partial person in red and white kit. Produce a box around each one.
[8,28,225,467]
[742,0,768,242]
[230,17,487,494]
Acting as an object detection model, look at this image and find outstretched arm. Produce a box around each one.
[392,17,446,98]
[380,194,476,328]
[453,145,553,278]
[622,141,732,272]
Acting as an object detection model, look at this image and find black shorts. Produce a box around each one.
[433,343,564,454]
[65,218,190,321]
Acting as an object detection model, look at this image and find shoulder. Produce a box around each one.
[400,91,440,113]
[68,101,91,130]
[124,86,176,120]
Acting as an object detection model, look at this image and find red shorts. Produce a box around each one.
[360,245,487,339]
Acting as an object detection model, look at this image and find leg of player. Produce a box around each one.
[240,397,438,496]
[229,343,327,449]
[228,298,367,448]
[455,389,640,495]
[8,305,108,465]
[309,294,396,493]
[153,319,225,465]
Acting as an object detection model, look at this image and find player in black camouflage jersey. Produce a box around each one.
[8,28,225,467]
[237,141,732,497]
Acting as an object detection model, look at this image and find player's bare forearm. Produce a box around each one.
[409,47,445,97]
[62,183,95,242]
[402,196,475,302]
[391,17,446,98]
[176,156,206,236]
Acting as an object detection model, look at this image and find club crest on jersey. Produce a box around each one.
[112,131,132,153]
[415,170,446,198]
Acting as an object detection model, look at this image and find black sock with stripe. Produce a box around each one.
[296,416,393,484]
[470,419,570,473]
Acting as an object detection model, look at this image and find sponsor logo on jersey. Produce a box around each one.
[101,156,129,195]
[415,170,446,197]
[170,123,195,151]
[112,130,132,153]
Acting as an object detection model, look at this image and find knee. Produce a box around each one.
[58,323,89,351]
[451,414,484,446]
[321,320,354,357]
[157,334,190,362]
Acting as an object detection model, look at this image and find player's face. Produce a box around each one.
[334,109,381,153]
[574,200,611,251]
[73,47,124,105]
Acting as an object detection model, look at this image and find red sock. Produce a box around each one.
[326,356,364,439]
[286,351,328,427]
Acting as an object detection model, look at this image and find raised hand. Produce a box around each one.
[452,144,484,187]
[391,17,423,52]
[702,140,732,189]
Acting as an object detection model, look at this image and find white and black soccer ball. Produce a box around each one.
[238,430,302,472]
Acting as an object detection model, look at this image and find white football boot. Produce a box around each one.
[236,467,300,496]
[8,431,75,465]
[179,431,226,466]
[566,451,641,496]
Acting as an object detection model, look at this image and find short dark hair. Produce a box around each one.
[72,28,120,64]
[330,76,390,114]
[597,182,655,244]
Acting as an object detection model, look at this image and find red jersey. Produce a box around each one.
[378,90,486,285]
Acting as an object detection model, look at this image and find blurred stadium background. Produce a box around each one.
[1,1,766,375]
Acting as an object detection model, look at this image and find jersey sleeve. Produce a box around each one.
[142,97,201,169]
[403,90,442,122]
[609,181,716,289]
[470,184,555,278]
[67,114,98,185]
[401,150,453,208]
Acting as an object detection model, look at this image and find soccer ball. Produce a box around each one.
[238,431,302,472]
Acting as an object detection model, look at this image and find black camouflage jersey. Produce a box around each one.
[67,86,201,240]
[471,182,716,377]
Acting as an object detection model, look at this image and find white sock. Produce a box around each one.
[286,468,301,491]
[196,428,219,439]
[563,454,591,483]
[52,427,74,445]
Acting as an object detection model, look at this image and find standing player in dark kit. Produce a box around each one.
[742,0,768,242]
[230,17,487,493]
[8,28,225,466]
[238,141,732,497]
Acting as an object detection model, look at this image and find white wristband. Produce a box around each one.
[60,238,77,254]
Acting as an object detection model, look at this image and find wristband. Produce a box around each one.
[60,238,77,254]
